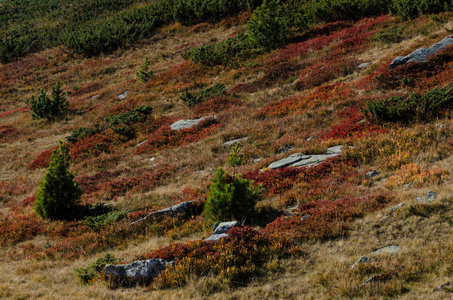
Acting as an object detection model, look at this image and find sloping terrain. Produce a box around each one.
[1,0,453,298]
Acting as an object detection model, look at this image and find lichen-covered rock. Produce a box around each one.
[117,90,129,99]
[105,258,174,285]
[416,191,437,203]
[371,244,400,255]
[204,221,238,242]
[388,35,453,69]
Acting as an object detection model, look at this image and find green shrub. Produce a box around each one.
[76,253,121,284]
[66,125,105,143]
[28,82,69,120]
[204,168,262,223]
[362,85,453,124]
[247,0,286,51]
[106,105,153,126]
[136,58,153,83]
[180,84,226,108]
[83,210,130,229]
[34,141,83,220]
[182,33,261,66]
[390,0,453,20]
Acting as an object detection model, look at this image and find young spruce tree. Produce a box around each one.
[34,141,82,220]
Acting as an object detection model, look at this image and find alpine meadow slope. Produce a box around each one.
[1,0,453,298]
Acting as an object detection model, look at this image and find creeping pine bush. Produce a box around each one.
[34,141,82,220]
[362,85,453,124]
[76,253,121,284]
[28,82,69,120]
[180,84,226,108]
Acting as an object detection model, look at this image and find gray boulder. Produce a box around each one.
[389,35,453,69]
[204,221,238,242]
[105,258,174,285]
[131,200,195,225]
[290,153,339,167]
[357,62,371,69]
[351,256,373,269]
[371,244,400,255]
[223,137,248,147]
[416,191,437,203]
[268,153,311,169]
[117,90,129,99]
[170,115,216,131]
[268,145,343,169]
[366,171,380,178]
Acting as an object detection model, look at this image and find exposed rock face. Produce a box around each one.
[131,200,195,225]
[170,115,216,131]
[267,146,343,169]
[388,35,453,69]
[204,221,239,242]
[105,258,174,285]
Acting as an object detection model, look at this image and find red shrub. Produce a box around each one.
[28,146,59,169]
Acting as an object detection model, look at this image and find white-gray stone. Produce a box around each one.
[204,221,238,242]
[362,275,385,286]
[105,258,174,285]
[253,158,262,163]
[358,62,371,69]
[268,153,312,169]
[389,35,453,69]
[371,244,400,255]
[290,154,339,167]
[135,140,147,148]
[416,191,438,203]
[390,203,406,212]
[223,137,248,147]
[267,145,343,169]
[117,90,129,99]
[366,171,380,178]
[434,281,453,292]
[300,215,310,221]
[131,200,195,225]
[327,145,344,154]
[170,115,216,131]
[351,256,373,269]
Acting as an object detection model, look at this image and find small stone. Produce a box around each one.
[362,275,385,286]
[149,157,155,162]
[117,90,129,99]
[326,145,344,155]
[306,136,313,141]
[434,281,453,292]
[204,221,239,242]
[390,203,406,212]
[371,244,400,255]
[416,191,438,203]
[300,215,310,221]
[105,258,174,285]
[366,171,379,178]
[357,62,371,69]
[131,200,195,225]
[351,256,372,269]
[135,140,147,148]
[253,158,262,163]
[223,137,248,147]
[170,115,216,131]
[276,145,294,154]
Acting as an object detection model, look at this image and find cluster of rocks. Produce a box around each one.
[106,221,238,285]
[267,145,343,169]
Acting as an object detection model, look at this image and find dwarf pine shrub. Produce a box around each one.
[136,58,153,83]
[34,141,83,220]
[29,82,68,120]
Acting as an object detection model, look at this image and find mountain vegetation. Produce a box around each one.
[1,0,453,298]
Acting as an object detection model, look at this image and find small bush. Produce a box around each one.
[28,82,69,120]
[362,85,453,123]
[136,58,153,83]
[204,168,262,223]
[180,84,226,108]
[76,253,121,284]
[34,142,83,220]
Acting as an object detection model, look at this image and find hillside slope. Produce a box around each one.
[1,1,453,298]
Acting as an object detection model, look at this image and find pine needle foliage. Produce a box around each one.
[136,58,153,83]
[34,141,82,220]
[29,81,69,120]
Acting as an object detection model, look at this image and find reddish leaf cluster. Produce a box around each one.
[28,146,59,169]
[193,94,242,115]
[0,125,20,142]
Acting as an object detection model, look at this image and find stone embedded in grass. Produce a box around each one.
[105,258,174,286]
[276,145,294,154]
[434,281,453,292]
[371,244,400,255]
[204,221,239,242]
[300,214,310,221]
[117,90,129,99]
[388,35,453,69]
[223,137,248,147]
[170,115,216,131]
[390,203,406,212]
[416,191,437,204]
[361,274,386,286]
[131,200,195,225]
[267,145,343,169]
[357,62,371,69]
[351,256,373,269]
[366,171,380,178]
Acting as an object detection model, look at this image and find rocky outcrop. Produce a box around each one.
[170,115,216,131]
[204,221,239,242]
[267,145,343,169]
[105,258,174,286]
[131,200,195,225]
[388,35,453,69]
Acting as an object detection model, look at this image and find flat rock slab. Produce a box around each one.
[389,35,453,69]
[223,137,248,147]
[390,203,406,212]
[131,200,194,225]
[371,244,400,255]
[358,62,371,69]
[105,258,174,285]
[170,115,216,131]
[268,146,343,169]
[204,221,238,242]
[416,191,438,203]
[351,256,373,269]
